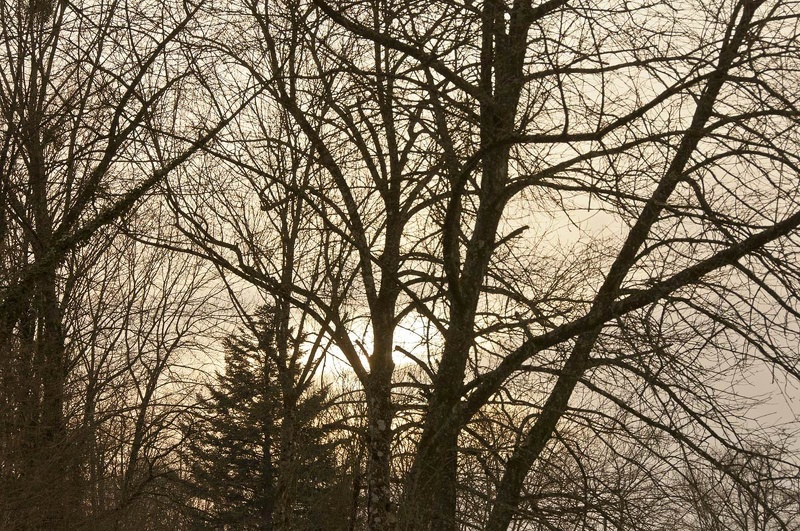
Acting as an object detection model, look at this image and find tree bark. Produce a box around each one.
[366,328,396,530]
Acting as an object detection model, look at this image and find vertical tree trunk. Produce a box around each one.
[366,393,394,530]
[25,265,72,529]
[26,118,74,528]
[398,428,458,531]
[274,390,296,530]
[364,308,397,530]
[259,356,277,531]
[399,310,480,530]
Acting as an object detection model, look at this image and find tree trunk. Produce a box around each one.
[22,265,72,530]
[274,390,296,530]
[398,428,458,531]
[26,130,74,527]
[365,373,395,530]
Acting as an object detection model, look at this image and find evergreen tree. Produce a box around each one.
[187,307,347,530]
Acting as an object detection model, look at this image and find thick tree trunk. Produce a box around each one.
[363,258,400,531]
[27,138,74,527]
[398,308,479,530]
[398,428,458,531]
[365,373,395,530]
[19,266,73,530]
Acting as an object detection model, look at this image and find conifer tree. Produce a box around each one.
[187,307,347,530]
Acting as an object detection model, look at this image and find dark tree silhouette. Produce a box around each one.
[4,0,800,529]
[188,307,349,530]
[166,0,800,529]
[0,0,249,526]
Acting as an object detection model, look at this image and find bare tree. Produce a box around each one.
[68,0,800,529]
[235,0,800,529]
[73,240,219,530]
[676,438,800,531]
[0,0,249,527]
[280,0,800,529]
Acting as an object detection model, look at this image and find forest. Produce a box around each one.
[2,0,800,529]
